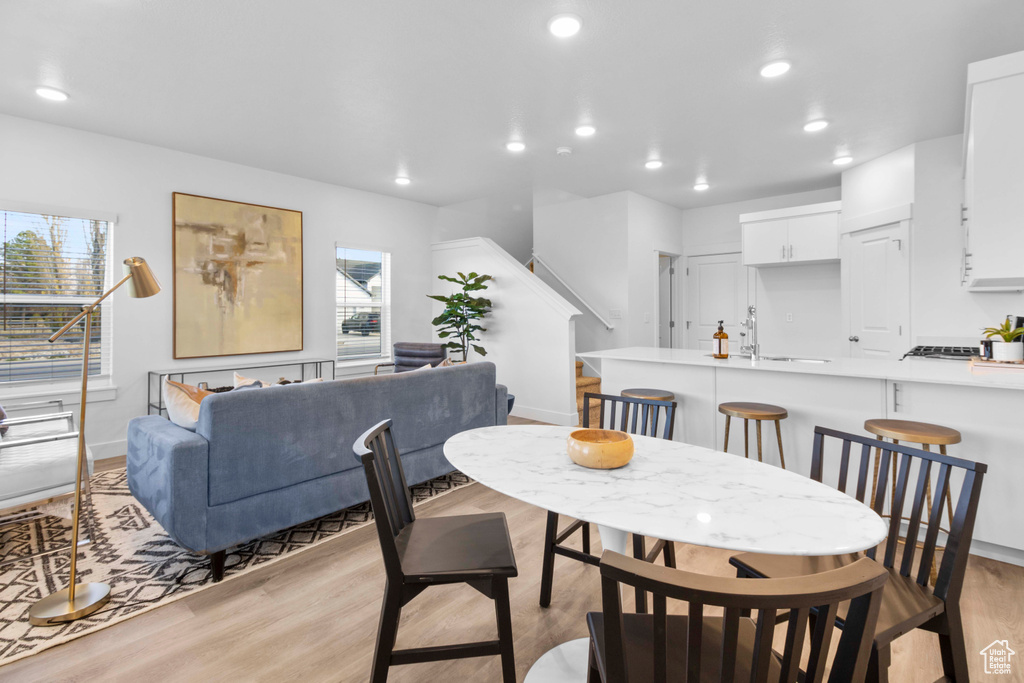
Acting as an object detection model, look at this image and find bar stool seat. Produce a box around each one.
[718,402,787,421]
[718,402,788,468]
[863,419,961,446]
[621,388,675,402]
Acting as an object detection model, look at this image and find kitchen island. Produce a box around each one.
[578,347,1024,565]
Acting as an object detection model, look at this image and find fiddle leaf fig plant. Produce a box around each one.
[427,272,493,362]
[982,319,1024,342]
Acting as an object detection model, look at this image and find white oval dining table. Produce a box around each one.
[443,425,888,683]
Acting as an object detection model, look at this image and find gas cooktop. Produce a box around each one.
[902,345,977,360]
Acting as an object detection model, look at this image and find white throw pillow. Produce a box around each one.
[163,380,213,431]
[412,363,433,372]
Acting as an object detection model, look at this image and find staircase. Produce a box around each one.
[575,361,602,426]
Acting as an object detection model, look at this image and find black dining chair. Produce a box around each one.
[587,550,887,683]
[355,419,518,682]
[539,392,677,612]
[730,426,987,683]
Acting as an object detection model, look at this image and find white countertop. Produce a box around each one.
[444,425,887,556]
[578,347,1024,391]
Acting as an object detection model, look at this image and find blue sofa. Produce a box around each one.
[126,362,507,580]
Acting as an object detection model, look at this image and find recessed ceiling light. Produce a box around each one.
[506,141,526,152]
[395,176,411,185]
[575,125,596,137]
[548,14,582,38]
[645,160,663,170]
[555,146,573,156]
[694,182,710,191]
[35,87,68,102]
[760,61,791,78]
[804,119,829,133]
[832,156,853,166]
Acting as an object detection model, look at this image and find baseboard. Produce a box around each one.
[91,439,127,462]
[971,539,1024,567]
[510,404,577,426]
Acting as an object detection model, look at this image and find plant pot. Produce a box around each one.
[991,341,1024,362]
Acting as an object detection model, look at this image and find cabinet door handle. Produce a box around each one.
[892,383,900,413]
[789,244,793,259]
[849,335,860,342]
[781,245,786,260]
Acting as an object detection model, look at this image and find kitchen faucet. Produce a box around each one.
[740,305,760,360]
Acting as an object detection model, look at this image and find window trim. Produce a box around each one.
[335,243,392,364]
[1,201,117,387]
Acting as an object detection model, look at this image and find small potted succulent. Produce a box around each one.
[983,319,1024,362]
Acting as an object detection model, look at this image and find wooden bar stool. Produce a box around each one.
[865,418,960,584]
[718,402,788,469]
[621,389,675,441]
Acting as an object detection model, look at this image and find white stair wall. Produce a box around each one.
[432,237,582,425]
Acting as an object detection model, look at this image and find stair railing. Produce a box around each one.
[527,253,615,331]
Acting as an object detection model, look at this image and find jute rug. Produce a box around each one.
[0,468,473,666]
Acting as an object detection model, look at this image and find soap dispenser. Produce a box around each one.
[713,320,729,359]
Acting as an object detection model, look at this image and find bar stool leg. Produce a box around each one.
[743,419,749,460]
[774,419,786,470]
[723,415,731,452]
[755,420,763,462]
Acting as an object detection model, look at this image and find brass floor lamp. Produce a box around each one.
[29,257,160,626]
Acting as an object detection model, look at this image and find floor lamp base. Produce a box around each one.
[29,582,111,626]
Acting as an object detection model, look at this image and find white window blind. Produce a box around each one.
[1,210,113,383]
[336,247,391,361]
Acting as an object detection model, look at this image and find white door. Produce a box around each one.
[658,255,675,348]
[685,252,748,352]
[742,219,789,266]
[845,223,909,359]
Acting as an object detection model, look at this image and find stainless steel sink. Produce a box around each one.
[761,356,832,363]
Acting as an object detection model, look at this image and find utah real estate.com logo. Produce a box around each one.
[979,640,1015,675]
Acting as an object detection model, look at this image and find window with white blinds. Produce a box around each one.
[1,209,113,383]
[336,247,390,361]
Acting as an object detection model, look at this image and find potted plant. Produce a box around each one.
[427,272,493,362]
[982,319,1024,361]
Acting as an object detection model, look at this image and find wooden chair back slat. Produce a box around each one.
[804,602,840,683]
[917,462,951,585]
[720,607,741,682]
[836,439,852,494]
[683,601,700,683]
[354,420,416,581]
[653,594,668,683]
[899,459,932,577]
[811,427,987,603]
[751,608,777,683]
[779,608,810,682]
[583,393,676,440]
[854,443,872,503]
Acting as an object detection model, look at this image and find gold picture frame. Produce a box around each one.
[172,192,303,359]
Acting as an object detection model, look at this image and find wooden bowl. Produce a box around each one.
[567,429,634,469]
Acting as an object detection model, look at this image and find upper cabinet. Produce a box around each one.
[962,50,1024,291]
[740,202,841,267]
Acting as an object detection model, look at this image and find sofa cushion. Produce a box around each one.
[197,362,498,507]
[164,380,214,431]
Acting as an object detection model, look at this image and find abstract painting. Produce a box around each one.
[173,193,303,358]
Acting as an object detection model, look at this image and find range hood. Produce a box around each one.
[965,276,1024,293]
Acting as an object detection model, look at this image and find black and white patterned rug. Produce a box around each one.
[0,468,472,666]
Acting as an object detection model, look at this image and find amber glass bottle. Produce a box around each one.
[712,320,729,359]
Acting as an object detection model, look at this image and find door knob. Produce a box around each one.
[849,335,860,342]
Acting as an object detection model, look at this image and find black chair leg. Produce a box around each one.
[866,644,890,683]
[493,577,516,683]
[938,608,969,682]
[210,549,226,582]
[539,510,558,607]
[582,521,591,554]
[632,534,648,613]
[371,580,403,683]
[664,540,676,568]
[588,640,603,683]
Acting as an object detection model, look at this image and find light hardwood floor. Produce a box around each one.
[5,477,1023,682]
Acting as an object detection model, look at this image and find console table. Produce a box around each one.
[147,358,335,416]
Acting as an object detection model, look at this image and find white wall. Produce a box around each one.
[627,193,684,346]
[435,196,533,263]
[911,135,1024,341]
[533,191,631,351]
[840,144,915,220]
[0,114,439,458]
[431,237,580,425]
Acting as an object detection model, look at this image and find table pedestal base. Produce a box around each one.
[525,523,627,682]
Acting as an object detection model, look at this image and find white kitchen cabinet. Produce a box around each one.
[740,202,841,267]
[962,50,1024,291]
[886,379,1024,556]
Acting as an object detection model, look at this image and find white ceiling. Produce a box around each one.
[3,1,1024,218]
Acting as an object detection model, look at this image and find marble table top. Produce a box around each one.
[444,425,887,556]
